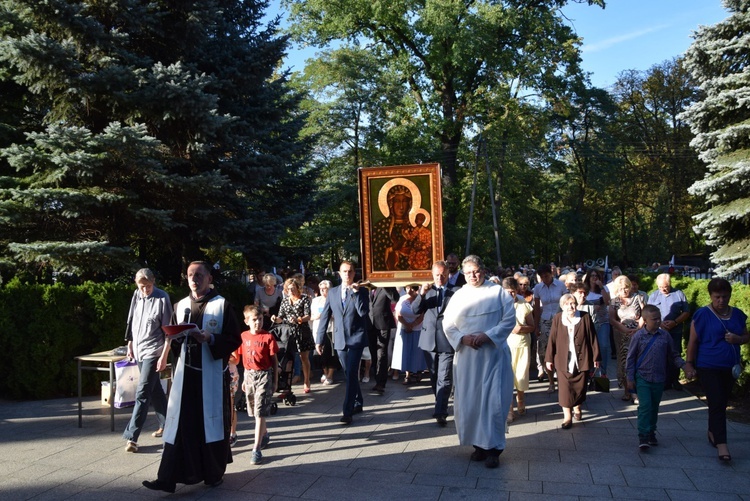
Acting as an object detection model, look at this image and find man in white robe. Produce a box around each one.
[442,255,516,468]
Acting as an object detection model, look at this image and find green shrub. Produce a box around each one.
[0,278,253,400]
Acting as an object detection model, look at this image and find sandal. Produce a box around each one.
[717,443,732,461]
[546,385,556,394]
[573,411,582,421]
[151,428,164,438]
[517,405,526,416]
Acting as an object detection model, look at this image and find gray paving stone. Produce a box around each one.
[542,480,612,497]
[609,485,670,500]
[684,466,750,494]
[588,463,627,486]
[665,490,742,501]
[529,459,593,484]
[439,486,511,500]
[619,465,693,489]
[301,475,441,501]
[476,478,542,493]
[0,373,748,500]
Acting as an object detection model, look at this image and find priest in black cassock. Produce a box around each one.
[143,261,242,493]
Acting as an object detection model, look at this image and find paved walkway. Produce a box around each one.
[1,373,749,500]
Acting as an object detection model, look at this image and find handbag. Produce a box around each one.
[114,359,139,408]
[588,367,610,393]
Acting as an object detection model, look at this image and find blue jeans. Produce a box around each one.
[595,323,611,375]
[122,357,167,443]
[635,375,664,437]
[337,345,364,417]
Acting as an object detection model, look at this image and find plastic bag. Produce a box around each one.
[114,359,139,408]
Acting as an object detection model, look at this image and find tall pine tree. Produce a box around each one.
[682,0,750,276]
[0,0,312,281]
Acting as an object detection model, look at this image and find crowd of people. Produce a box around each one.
[121,256,748,492]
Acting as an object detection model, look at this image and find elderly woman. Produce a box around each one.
[443,255,516,468]
[122,269,173,453]
[311,280,339,385]
[609,275,644,401]
[256,272,282,331]
[502,277,535,423]
[686,278,749,462]
[545,293,600,429]
[273,279,314,393]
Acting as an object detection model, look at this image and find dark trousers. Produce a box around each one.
[665,330,684,387]
[338,345,364,417]
[123,356,167,443]
[423,350,454,418]
[697,367,735,444]
[369,328,391,387]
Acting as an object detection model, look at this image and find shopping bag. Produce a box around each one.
[114,359,139,408]
[588,368,610,393]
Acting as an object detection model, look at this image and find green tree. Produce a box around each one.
[0,0,312,281]
[284,0,605,232]
[548,82,620,264]
[682,0,750,276]
[612,59,704,265]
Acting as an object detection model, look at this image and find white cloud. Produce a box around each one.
[582,24,671,53]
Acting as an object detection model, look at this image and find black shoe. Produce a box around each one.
[672,381,683,390]
[352,405,363,415]
[339,415,352,425]
[470,448,487,461]
[484,455,499,468]
[372,385,385,394]
[638,437,650,451]
[435,415,447,427]
[648,434,658,446]
[142,479,176,493]
[204,478,223,487]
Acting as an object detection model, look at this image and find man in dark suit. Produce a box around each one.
[446,253,466,287]
[412,260,458,426]
[316,261,370,424]
[368,286,400,393]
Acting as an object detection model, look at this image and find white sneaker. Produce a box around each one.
[125,441,138,453]
[362,376,370,383]
[320,375,327,383]
[323,378,333,385]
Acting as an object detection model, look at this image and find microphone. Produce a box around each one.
[184,308,191,323]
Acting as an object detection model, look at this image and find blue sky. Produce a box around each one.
[560,0,729,88]
[271,0,730,89]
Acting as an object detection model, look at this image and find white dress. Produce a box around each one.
[442,280,516,451]
[391,294,426,372]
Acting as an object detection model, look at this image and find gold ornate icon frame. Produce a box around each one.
[358,163,444,286]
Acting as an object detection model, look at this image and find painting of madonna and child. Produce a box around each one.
[359,163,444,287]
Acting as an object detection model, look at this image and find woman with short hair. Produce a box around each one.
[546,293,600,429]
[686,278,749,462]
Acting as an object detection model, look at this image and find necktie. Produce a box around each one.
[437,287,443,305]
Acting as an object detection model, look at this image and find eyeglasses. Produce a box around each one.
[465,269,482,276]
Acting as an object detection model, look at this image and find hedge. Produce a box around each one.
[0,278,253,400]
[0,276,747,400]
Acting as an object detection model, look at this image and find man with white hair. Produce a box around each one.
[648,273,691,390]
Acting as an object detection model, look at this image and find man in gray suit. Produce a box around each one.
[316,261,370,424]
[412,260,459,426]
[369,286,399,393]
